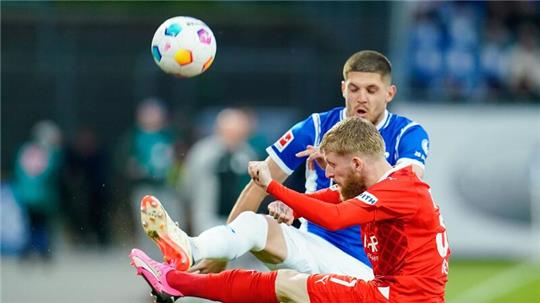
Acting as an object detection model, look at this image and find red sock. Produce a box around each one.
[166,269,279,303]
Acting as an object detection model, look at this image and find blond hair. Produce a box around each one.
[320,117,385,159]
[342,50,392,82]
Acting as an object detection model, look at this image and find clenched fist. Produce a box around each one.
[248,161,272,189]
[268,201,294,225]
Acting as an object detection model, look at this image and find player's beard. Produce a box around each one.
[339,170,366,200]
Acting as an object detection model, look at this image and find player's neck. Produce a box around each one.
[365,160,393,187]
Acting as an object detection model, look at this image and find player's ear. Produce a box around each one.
[352,156,363,171]
[341,80,346,98]
[386,84,397,103]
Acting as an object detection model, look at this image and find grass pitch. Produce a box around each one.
[446,259,540,303]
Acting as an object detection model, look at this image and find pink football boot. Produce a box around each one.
[129,248,183,303]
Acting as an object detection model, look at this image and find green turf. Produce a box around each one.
[491,275,540,303]
[445,259,540,303]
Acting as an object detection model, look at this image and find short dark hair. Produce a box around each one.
[342,50,392,82]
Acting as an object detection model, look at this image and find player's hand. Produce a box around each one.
[248,161,272,189]
[188,259,228,274]
[295,145,326,170]
[268,201,294,225]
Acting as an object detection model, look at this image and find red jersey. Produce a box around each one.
[267,165,450,302]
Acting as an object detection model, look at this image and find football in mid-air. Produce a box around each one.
[151,16,216,77]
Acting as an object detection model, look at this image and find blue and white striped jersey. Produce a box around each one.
[266,106,429,267]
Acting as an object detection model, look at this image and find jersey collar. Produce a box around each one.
[377,162,411,182]
[375,110,390,131]
[340,108,346,121]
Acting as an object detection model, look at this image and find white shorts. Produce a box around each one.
[265,223,374,280]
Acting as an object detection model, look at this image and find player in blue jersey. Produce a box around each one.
[138,50,429,281]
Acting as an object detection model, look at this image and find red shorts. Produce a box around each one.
[307,274,389,303]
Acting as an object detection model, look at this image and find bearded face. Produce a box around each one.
[337,168,367,200]
[324,151,368,200]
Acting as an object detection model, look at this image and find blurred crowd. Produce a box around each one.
[2,1,539,262]
[408,1,540,102]
[0,98,270,261]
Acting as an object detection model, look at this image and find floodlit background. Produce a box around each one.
[2,2,539,303]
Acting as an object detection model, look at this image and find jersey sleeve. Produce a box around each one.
[395,124,429,169]
[266,177,420,230]
[266,115,317,175]
[305,185,341,204]
[286,187,341,219]
[266,180,365,230]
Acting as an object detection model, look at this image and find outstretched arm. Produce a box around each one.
[248,161,374,230]
[266,181,372,230]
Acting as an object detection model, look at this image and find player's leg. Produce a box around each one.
[306,273,389,303]
[140,195,288,270]
[130,248,280,303]
[265,224,374,279]
[303,230,374,279]
[249,215,288,263]
[274,269,310,303]
[275,270,383,303]
[131,247,383,303]
[191,211,287,263]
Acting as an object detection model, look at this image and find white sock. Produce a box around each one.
[190,211,268,262]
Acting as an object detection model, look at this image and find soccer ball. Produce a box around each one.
[151,16,216,77]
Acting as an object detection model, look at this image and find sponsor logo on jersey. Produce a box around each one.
[275,130,294,152]
[355,191,378,205]
[365,235,379,252]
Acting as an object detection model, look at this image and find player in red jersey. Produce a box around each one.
[130,117,450,303]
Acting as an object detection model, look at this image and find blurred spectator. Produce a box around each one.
[408,4,445,99]
[507,23,540,99]
[407,1,540,102]
[0,183,29,255]
[62,125,111,248]
[123,98,183,255]
[244,108,269,160]
[181,108,256,235]
[479,18,511,99]
[12,120,63,261]
[444,2,481,100]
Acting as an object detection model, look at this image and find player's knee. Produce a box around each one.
[228,211,268,250]
[255,216,287,263]
[275,270,310,303]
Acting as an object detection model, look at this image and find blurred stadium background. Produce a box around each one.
[1,1,539,303]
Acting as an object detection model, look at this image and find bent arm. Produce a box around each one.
[227,156,288,223]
